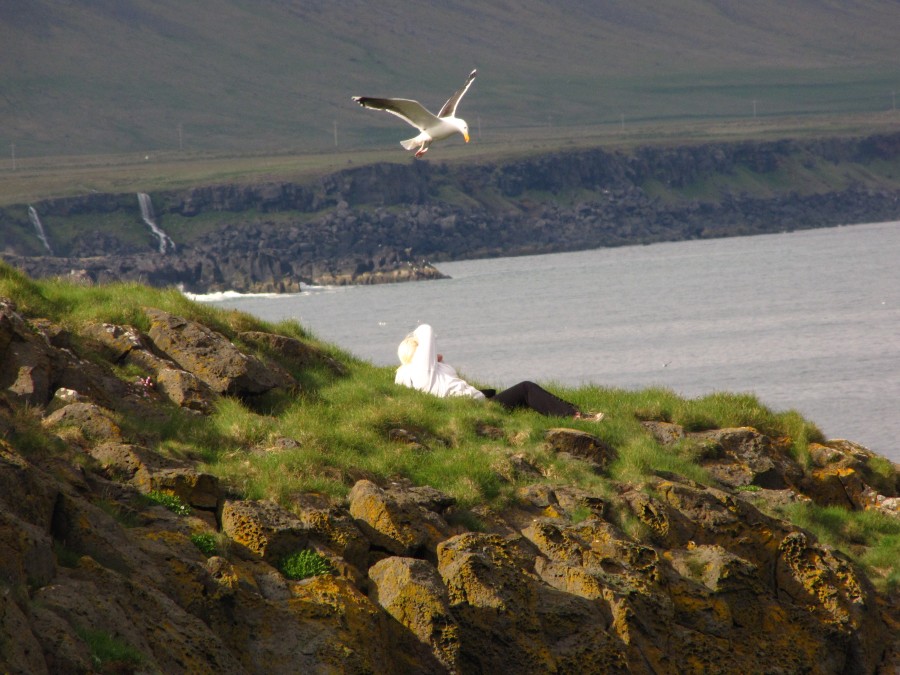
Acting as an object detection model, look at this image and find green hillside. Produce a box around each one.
[2,0,900,158]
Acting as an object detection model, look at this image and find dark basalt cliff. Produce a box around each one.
[3,133,900,292]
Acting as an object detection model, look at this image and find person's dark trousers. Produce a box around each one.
[489,381,578,417]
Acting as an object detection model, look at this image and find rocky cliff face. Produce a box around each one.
[3,133,900,293]
[2,297,899,673]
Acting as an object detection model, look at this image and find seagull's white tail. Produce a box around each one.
[400,137,419,151]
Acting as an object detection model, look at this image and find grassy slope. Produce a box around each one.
[2,0,899,161]
[2,260,899,590]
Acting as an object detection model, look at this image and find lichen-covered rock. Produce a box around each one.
[1,300,55,405]
[0,508,57,595]
[239,330,347,375]
[80,321,149,362]
[83,321,218,411]
[437,532,557,674]
[154,366,216,412]
[1,303,159,418]
[692,426,804,489]
[292,493,370,574]
[145,308,291,395]
[0,440,61,528]
[151,467,221,510]
[42,401,123,446]
[544,427,616,472]
[87,441,156,491]
[776,531,885,671]
[807,439,900,510]
[348,479,453,558]
[220,499,310,563]
[369,556,461,673]
[641,420,686,446]
[31,558,247,674]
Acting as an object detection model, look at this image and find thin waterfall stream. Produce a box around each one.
[137,193,175,254]
[27,206,53,255]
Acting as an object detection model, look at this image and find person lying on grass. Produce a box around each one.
[395,323,603,421]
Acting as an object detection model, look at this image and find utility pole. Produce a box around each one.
[333,120,338,147]
[178,124,183,151]
[10,143,15,170]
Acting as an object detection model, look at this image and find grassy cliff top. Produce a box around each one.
[3,260,899,592]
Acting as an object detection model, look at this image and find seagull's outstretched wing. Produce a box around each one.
[351,97,439,131]
[438,69,477,118]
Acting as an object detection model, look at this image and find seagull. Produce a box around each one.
[352,69,477,158]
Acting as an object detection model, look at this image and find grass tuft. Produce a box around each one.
[145,491,191,516]
[76,627,145,671]
[279,550,334,580]
[190,532,219,557]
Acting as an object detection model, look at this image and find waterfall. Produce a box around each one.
[27,206,53,254]
[137,193,175,254]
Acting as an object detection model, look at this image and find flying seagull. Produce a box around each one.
[352,69,477,158]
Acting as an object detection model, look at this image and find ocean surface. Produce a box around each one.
[193,221,900,463]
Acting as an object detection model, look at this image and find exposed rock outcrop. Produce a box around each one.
[1,297,899,673]
[3,133,900,292]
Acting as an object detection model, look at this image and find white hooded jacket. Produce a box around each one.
[394,324,485,399]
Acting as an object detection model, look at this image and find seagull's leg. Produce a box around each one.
[414,141,431,158]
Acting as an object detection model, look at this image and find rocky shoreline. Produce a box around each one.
[3,133,900,293]
[2,294,899,673]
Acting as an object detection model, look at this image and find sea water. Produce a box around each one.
[194,221,900,462]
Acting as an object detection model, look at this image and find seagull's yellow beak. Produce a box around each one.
[464,133,470,143]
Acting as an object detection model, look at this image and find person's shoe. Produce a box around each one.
[575,411,605,422]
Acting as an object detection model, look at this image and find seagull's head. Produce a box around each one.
[448,117,469,143]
